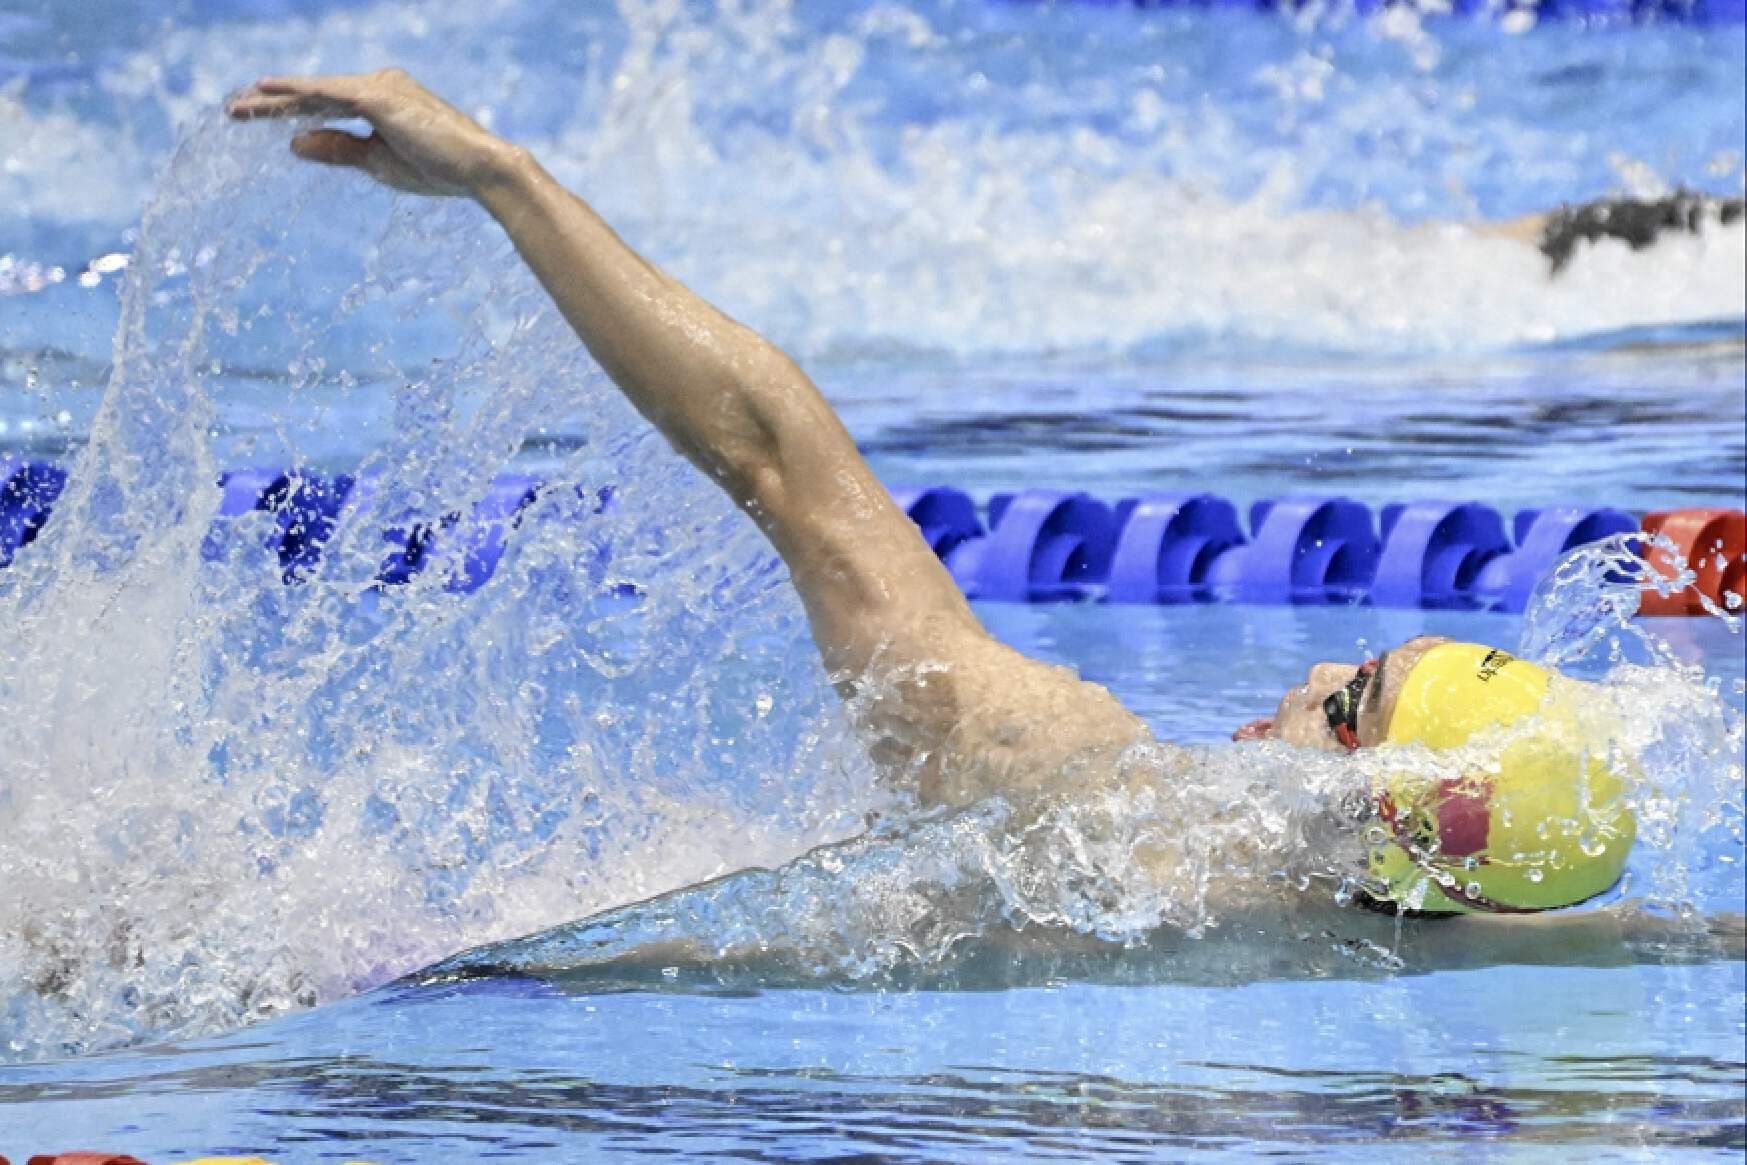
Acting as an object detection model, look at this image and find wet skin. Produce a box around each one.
[1235,635,1451,751]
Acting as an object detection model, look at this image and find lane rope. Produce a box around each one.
[0,461,1740,613]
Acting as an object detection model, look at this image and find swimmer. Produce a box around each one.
[1487,191,1744,274]
[228,70,1660,924]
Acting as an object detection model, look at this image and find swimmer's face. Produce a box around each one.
[1234,635,1450,751]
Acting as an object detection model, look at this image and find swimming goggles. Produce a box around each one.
[1322,658,1380,751]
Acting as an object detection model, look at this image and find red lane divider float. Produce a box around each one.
[0,461,1741,615]
[1637,508,1747,616]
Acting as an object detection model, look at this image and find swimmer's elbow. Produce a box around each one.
[712,407,788,515]
[715,348,838,509]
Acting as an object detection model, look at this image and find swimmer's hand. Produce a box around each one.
[226,69,520,198]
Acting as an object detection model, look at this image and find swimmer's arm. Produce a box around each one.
[471,162,1154,797]
[228,70,978,679]
[467,162,1157,796]
[226,72,1157,806]
[1476,213,1547,249]
[471,151,986,677]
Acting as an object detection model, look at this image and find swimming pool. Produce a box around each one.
[1,0,1743,1159]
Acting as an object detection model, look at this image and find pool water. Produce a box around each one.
[1,0,1743,1159]
[0,603,1741,1160]
[0,921,1740,1160]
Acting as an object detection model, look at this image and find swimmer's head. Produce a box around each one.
[1242,635,1452,752]
[1238,636,1636,915]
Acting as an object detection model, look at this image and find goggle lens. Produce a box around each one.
[1323,658,1379,751]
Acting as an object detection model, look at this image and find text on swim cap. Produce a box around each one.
[1475,648,1515,683]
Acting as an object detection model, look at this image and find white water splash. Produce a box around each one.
[4,0,1743,359]
[424,542,1744,992]
[0,122,877,1062]
[0,0,1741,1062]
[1518,536,1746,908]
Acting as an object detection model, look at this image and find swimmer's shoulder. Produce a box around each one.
[922,634,1158,808]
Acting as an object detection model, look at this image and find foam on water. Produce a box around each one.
[0,122,878,1062]
[3,0,1744,363]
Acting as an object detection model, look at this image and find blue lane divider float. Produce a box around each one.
[888,486,984,560]
[448,474,545,592]
[1474,505,1639,613]
[0,461,1738,612]
[1107,493,1245,604]
[205,468,546,593]
[260,470,357,583]
[1371,500,1512,610]
[0,460,68,569]
[895,485,1716,612]
[1223,496,1380,605]
[965,490,1117,602]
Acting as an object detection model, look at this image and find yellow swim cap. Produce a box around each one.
[1369,642,1636,915]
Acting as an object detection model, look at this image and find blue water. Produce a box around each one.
[0,605,1741,1160]
[1,0,1744,1160]
[3,961,1741,1161]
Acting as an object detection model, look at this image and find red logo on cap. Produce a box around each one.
[1433,776,1492,857]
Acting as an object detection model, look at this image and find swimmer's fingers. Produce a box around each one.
[289,128,376,168]
[1232,718,1274,742]
[289,128,446,195]
[227,91,353,120]
[226,75,378,121]
[230,71,495,198]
